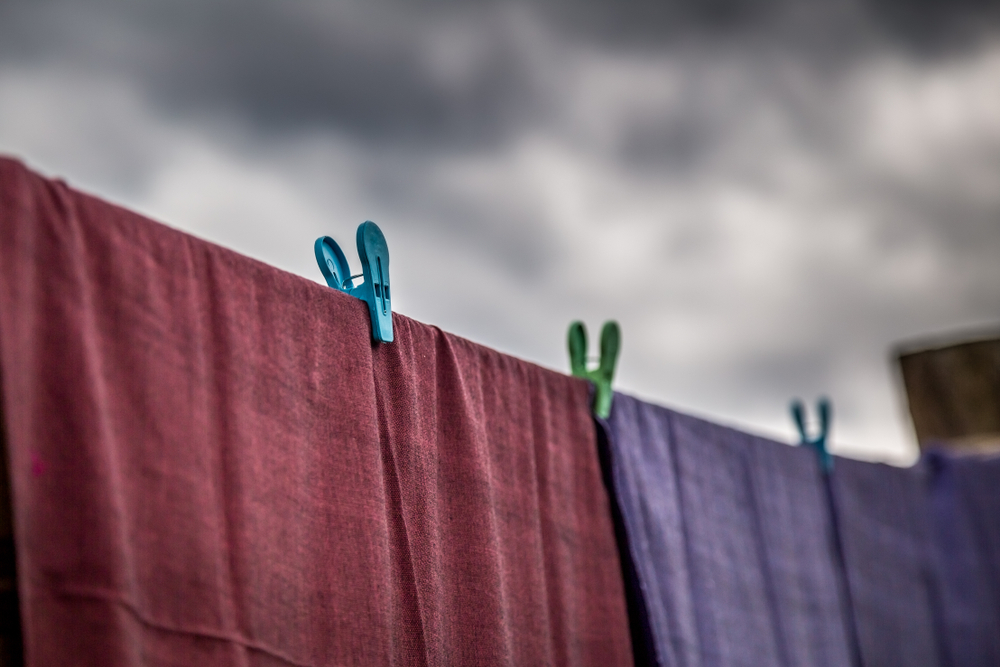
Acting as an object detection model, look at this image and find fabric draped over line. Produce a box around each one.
[601,390,1000,667]
[830,458,941,667]
[0,158,633,666]
[600,393,853,667]
[924,453,1000,667]
[830,452,1000,667]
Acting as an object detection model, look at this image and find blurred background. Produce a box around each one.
[1,0,998,463]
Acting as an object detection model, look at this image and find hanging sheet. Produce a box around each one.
[925,452,1000,667]
[601,392,852,667]
[0,157,633,666]
[831,457,941,667]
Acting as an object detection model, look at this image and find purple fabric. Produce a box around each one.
[602,393,852,667]
[925,452,1000,667]
[831,457,942,667]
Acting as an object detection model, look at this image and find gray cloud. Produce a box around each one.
[1,0,999,462]
[4,0,1000,148]
[1,0,550,148]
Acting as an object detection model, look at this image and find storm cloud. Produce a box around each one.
[2,0,998,461]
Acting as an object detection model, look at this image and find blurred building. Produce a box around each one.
[897,334,1000,454]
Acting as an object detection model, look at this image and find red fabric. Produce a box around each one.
[0,158,633,666]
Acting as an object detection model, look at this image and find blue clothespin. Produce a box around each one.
[568,320,621,419]
[791,397,833,472]
[315,221,393,343]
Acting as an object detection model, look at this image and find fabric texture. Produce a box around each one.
[0,157,633,666]
[601,392,852,667]
[831,457,942,667]
[924,451,1000,667]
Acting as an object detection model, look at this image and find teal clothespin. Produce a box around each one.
[568,320,621,419]
[315,221,393,343]
[791,397,833,472]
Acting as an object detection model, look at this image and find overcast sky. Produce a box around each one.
[2,0,998,462]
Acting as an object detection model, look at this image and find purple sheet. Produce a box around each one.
[601,393,852,667]
[925,451,1000,667]
[831,457,942,667]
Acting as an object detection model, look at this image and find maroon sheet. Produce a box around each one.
[0,157,633,666]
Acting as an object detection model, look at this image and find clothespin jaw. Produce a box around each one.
[355,222,392,343]
[568,322,588,377]
[568,320,621,419]
[791,397,833,472]
[315,236,354,290]
[314,221,393,343]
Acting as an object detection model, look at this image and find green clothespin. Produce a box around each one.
[791,397,833,472]
[568,320,621,419]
